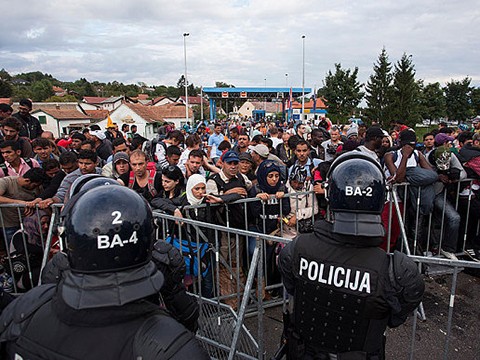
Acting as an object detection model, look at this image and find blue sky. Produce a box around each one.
[1,0,478,90]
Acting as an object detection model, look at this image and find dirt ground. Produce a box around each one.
[245,271,480,359]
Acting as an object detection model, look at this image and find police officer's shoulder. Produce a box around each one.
[152,240,185,269]
[0,284,56,341]
[388,250,424,302]
[134,314,209,359]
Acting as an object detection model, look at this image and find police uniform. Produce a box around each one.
[0,184,209,360]
[279,153,424,360]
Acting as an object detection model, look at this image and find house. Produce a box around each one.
[237,101,283,118]
[151,96,176,107]
[52,86,67,97]
[83,96,124,111]
[96,103,193,139]
[176,96,208,107]
[290,98,328,123]
[31,106,92,138]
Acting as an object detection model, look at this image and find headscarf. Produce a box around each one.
[23,210,50,247]
[257,160,282,194]
[186,174,206,206]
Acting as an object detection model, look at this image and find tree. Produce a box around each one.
[444,78,474,121]
[30,79,54,101]
[318,63,364,123]
[418,82,446,121]
[471,87,480,116]
[365,48,394,126]
[390,53,420,128]
[215,81,235,88]
[45,94,78,102]
[0,79,13,97]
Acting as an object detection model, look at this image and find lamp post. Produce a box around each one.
[285,73,288,87]
[264,78,267,112]
[183,33,190,123]
[301,35,305,123]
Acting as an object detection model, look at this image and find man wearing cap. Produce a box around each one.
[89,128,113,161]
[426,132,466,260]
[238,152,256,181]
[12,99,43,140]
[206,150,252,308]
[249,143,286,179]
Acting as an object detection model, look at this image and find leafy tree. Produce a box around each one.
[0,79,13,97]
[444,77,474,121]
[45,95,78,102]
[318,63,364,123]
[30,79,54,101]
[215,81,235,88]
[365,48,394,126]
[418,82,446,121]
[0,69,11,81]
[471,87,480,116]
[390,53,420,128]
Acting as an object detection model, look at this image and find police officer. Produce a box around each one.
[279,152,424,360]
[0,185,209,359]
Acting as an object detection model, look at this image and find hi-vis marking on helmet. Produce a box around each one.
[299,257,371,293]
[14,354,24,360]
[97,231,138,249]
[112,211,123,224]
[345,186,373,197]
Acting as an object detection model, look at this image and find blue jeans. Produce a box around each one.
[433,194,460,252]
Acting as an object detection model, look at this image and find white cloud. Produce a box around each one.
[0,0,478,88]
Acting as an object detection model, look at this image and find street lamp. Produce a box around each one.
[285,73,288,87]
[301,35,305,123]
[183,33,190,123]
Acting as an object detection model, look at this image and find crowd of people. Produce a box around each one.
[1,99,480,295]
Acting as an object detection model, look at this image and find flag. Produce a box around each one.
[106,114,114,128]
[312,88,317,113]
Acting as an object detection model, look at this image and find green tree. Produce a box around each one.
[365,48,394,126]
[0,69,11,81]
[0,79,13,97]
[471,87,480,116]
[418,82,446,121]
[444,77,474,121]
[30,79,54,101]
[318,63,364,123]
[391,53,420,128]
[45,94,79,102]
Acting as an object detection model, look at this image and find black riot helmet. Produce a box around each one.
[69,174,120,199]
[63,185,154,274]
[326,152,386,237]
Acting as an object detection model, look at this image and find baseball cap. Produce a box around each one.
[248,144,269,158]
[239,152,254,164]
[399,129,417,146]
[435,133,454,145]
[113,151,130,164]
[90,130,106,141]
[221,150,239,163]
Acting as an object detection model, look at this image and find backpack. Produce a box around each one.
[128,169,158,198]
[1,158,34,176]
[144,138,166,163]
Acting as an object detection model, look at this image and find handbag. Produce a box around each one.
[165,234,210,278]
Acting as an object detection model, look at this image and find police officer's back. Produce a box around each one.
[0,186,209,359]
[279,153,424,360]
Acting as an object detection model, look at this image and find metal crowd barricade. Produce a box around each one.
[1,178,480,359]
[153,210,290,360]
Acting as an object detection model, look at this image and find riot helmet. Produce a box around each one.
[68,174,120,200]
[326,152,386,237]
[63,185,154,273]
